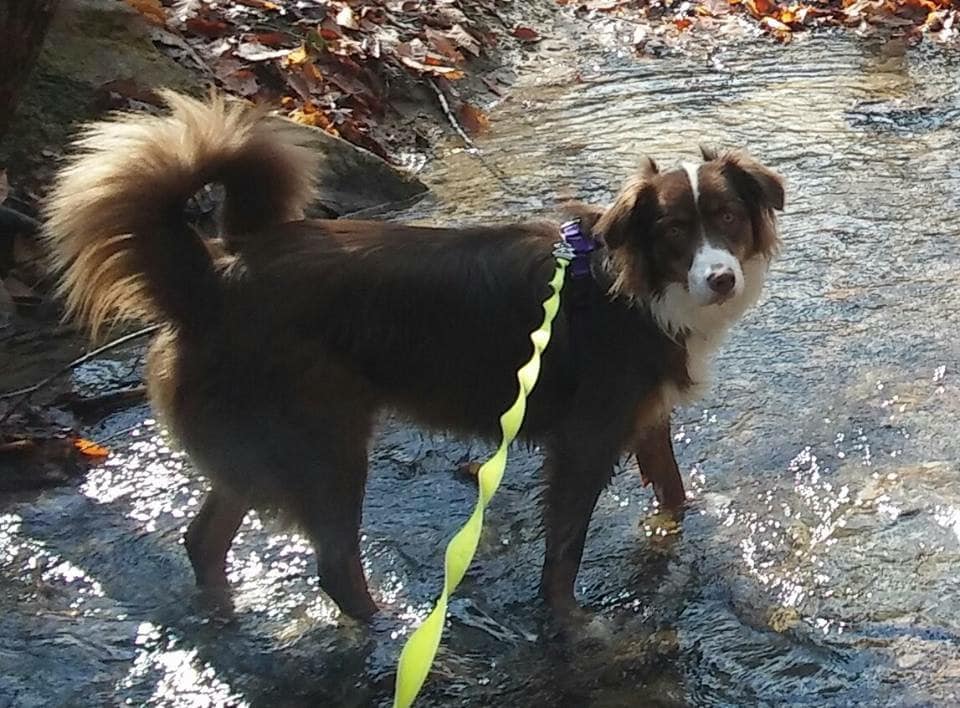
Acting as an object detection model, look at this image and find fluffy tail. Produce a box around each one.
[44,90,317,339]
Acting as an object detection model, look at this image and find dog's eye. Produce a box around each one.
[668,225,683,238]
[720,211,735,224]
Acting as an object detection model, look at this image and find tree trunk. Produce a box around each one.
[0,0,60,143]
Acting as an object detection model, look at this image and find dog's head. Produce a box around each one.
[588,147,784,334]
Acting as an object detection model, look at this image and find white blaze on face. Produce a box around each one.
[688,242,745,305]
[681,161,743,306]
[682,161,702,206]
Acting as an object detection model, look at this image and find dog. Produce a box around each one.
[44,92,784,623]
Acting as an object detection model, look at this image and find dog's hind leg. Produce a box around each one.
[282,418,378,621]
[540,391,640,620]
[540,440,619,618]
[185,485,248,588]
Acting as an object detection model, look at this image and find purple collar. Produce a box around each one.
[558,219,600,280]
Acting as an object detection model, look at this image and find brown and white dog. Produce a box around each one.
[44,93,783,623]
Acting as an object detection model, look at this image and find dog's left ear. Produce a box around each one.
[718,150,784,257]
[719,150,785,212]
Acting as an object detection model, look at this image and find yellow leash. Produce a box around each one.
[392,256,569,708]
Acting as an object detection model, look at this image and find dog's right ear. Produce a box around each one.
[593,171,659,250]
[560,200,605,234]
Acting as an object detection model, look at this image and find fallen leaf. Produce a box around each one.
[363,36,383,58]
[73,438,110,459]
[219,68,260,97]
[457,102,490,135]
[289,101,339,133]
[185,15,231,38]
[285,44,313,66]
[234,0,281,10]
[396,38,428,61]
[434,6,471,26]
[234,42,291,61]
[320,24,343,40]
[248,31,291,47]
[425,27,465,64]
[744,0,776,18]
[445,23,482,56]
[283,66,315,101]
[336,5,361,30]
[512,26,541,42]
[583,0,628,10]
[760,15,793,30]
[759,14,794,40]
[325,68,384,113]
[123,0,166,25]
[674,16,695,29]
[399,55,465,78]
[387,0,420,12]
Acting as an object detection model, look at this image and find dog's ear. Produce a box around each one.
[720,150,785,212]
[699,144,719,162]
[719,150,784,257]
[639,156,659,177]
[593,172,659,250]
[559,200,606,235]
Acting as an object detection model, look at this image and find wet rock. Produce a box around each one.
[768,606,801,633]
[897,652,925,670]
[846,99,960,133]
[271,117,428,218]
[0,436,91,491]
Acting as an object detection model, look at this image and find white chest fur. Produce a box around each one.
[650,255,769,411]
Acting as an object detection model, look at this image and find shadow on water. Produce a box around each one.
[3,34,960,707]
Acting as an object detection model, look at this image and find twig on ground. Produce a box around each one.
[428,77,477,149]
[94,423,147,445]
[427,79,513,189]
[56,385,148,418]
[0,325,159,428]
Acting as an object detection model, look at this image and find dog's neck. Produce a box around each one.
[647,254,769,342]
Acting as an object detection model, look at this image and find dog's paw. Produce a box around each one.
[194,585,236,621]
[546,605,615,649]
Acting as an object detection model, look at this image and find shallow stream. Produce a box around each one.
[2,32,960,708]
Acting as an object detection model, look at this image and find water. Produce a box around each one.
[3,34,960,707]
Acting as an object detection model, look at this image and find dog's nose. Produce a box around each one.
[707,268,736,296]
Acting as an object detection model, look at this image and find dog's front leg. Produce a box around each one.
[635,417,686,511]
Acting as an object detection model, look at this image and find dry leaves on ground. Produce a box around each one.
[571,0,960,45]
[123,0,516,159]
